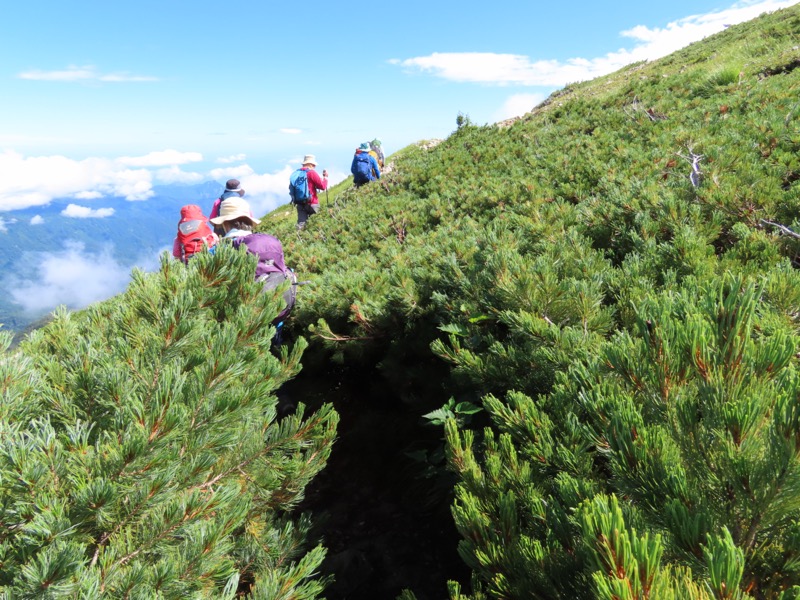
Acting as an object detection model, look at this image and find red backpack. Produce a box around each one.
[177,204,217,263]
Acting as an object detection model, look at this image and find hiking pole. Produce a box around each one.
[323,169,329,209]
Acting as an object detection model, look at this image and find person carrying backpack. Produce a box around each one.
[351,142,380,187]
[369,138,385,168]
[210,179,246,235]
[172,204,219,263]
[210,196,297,324]
[288,155,328,230]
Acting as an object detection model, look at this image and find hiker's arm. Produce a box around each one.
[209,198,221,219]
[308,169,327,191]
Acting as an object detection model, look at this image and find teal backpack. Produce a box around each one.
[289,169,311,204]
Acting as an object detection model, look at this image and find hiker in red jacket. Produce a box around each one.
[209,179,246,235]
[293,155,328,230]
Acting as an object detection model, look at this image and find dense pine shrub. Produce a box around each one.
[5,4,800,598]
[255,5,800,598]
[0,245,337,597]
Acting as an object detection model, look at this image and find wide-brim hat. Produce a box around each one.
[209,197,261,225]
[302,154,317,166]
[358,143,371,152]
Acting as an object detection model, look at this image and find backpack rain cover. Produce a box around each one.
[177,204,216,262]
[289,169,311,204]
[353,153,372,184]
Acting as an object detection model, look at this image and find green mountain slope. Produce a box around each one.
[260,5,800,598]
[4,4,800,598]
[269,8,800,395]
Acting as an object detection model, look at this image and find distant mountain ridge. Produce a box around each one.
[0,180,224,332]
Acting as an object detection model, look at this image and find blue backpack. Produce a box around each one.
[353,154,372,184]
[289,169,311,204]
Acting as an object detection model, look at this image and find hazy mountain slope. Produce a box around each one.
[0,181,221,331]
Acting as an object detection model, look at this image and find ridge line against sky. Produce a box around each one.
[0,0,797,325]
[0,0,797,221]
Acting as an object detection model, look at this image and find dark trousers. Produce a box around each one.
[296,203,320,229]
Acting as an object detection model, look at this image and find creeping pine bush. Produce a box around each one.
[254,6,800,598]
[0,244,337,598]
[446,276,800,599]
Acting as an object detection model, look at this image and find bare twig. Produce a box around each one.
[761,219,800,240]
[623,96,668,122]
[676,147,704,187]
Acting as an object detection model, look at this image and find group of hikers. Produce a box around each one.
[288,139,384,229]
[172,178,297,332]
[171,138,386,331]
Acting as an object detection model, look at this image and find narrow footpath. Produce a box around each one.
[279,368,470,599]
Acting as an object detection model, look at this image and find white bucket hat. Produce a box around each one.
[209,197,261,225]
[302,154,317,166]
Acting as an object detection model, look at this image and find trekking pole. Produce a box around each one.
[321,169,329,210]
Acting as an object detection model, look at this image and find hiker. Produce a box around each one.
[210,197,297,323]
[172,204,219,263]
[370,138,385,168]
[289,155,328,230]
[210,179,246,235]
[351,142,380,187]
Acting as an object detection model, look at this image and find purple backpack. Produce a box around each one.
[233,233,296,321]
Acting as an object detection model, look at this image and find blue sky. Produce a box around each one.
[1,0,797,215]
[0,0,798,321]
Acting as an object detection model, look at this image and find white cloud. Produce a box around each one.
[392,0,798,86]
[62,204,115,218]
[17,64,158,83]
[7,241,161,316]
[118,150,203,167]
[217,153,247,164]
[234,166,296,216]
[30,215,44,225]
[0,150,155,209]
[494,93,548,121]
[0,218,7,233]
[154,166,204,184]
[280,128,302,135]
[103,170,153,201]
[74,191,103,200]
[0,150,343,216]
[208,164,256,182]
